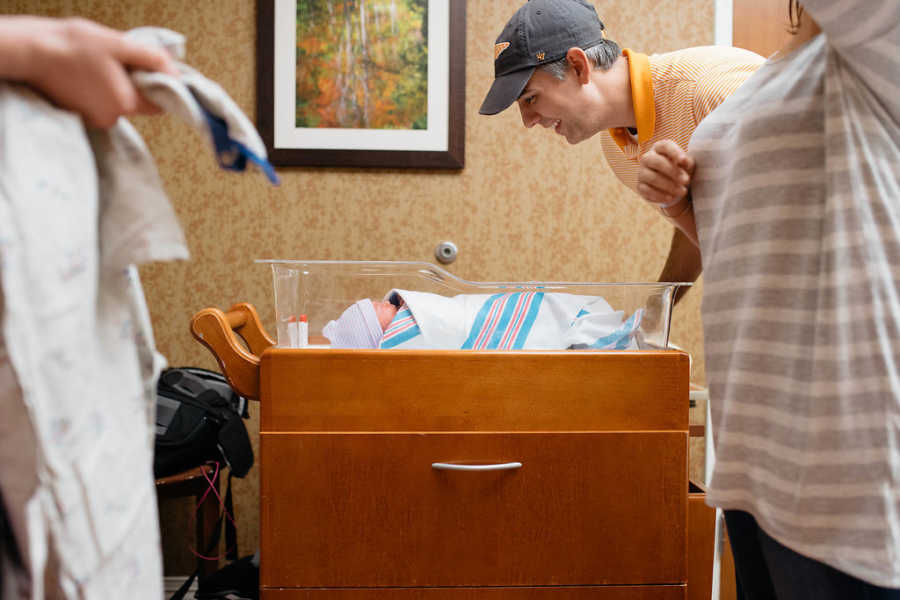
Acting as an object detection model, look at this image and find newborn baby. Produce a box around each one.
[323,290,644,351]
[320,293,403,348]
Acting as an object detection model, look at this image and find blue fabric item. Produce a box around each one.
[485,294,522,349]
[380,322,421,348]
[570,307,590,327]
[512,292,543,349]
[590,310,640,350]
[461,293,506,349]
[195,96,279,185]
[380,308,422,348]
[461,292,544,350]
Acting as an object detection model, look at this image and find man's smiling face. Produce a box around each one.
[517,68,597,145]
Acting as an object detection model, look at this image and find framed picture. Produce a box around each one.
[257,0,466,169]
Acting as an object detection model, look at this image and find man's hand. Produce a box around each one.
[638,139,701,247]
[1,16,177,128]
[637,139,695,211]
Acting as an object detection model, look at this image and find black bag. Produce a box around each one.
[156,367,253,600]
[196,553,259,600]
[154,367,253,479]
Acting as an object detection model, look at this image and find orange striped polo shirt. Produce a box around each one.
[600,46,765,194]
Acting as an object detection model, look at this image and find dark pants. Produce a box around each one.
[725,510,900,600]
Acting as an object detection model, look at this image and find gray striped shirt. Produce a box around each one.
[689,0,900,587]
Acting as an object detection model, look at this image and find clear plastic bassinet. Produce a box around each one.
[258,260,690,350]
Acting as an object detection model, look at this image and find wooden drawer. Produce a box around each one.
[261,431,687,589]
[260,350,689,432]
[262,586,686,599]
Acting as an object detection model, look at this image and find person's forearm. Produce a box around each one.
[658,228,702,304]
[659,193,699,249]
[669,206,698,248]
[656,191,700,303]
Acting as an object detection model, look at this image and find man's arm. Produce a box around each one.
[653,50,764,301]
[638,139,700,304]
[0,16,176,128]
[658,228,701,303]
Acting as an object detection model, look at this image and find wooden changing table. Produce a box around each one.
[192,303,714,600]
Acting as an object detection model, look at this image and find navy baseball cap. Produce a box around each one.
[479,0,606,115]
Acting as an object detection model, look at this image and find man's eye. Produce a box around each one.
[525,96,536,105]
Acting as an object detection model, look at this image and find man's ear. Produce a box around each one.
[566,47,592,84]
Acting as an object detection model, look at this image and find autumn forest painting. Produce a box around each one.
[295,0,428,130]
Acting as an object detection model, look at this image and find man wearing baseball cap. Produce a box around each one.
[481,0,764,296]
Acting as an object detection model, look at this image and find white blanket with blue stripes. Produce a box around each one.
[378,289,643,350]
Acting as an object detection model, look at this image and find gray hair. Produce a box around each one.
[539,39,622,80]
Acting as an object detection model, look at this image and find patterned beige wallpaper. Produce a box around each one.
[4,0,713,575]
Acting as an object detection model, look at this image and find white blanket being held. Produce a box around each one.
[0,27,275,600]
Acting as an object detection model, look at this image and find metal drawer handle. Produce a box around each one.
[431,462,523,471]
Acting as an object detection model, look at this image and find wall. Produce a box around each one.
[3,0,713,574]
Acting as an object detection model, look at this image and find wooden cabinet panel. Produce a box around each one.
[261,432,687,589]
[687,483,715,600]
[733,0,794,59]
[262,586,686,599]
[260,350,689,432]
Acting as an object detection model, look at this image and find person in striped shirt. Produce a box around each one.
[479,0,763,299]
[637,0,900,596]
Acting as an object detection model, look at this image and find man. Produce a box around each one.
[479,0,764,296]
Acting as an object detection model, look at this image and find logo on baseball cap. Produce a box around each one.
[479,0,606,116]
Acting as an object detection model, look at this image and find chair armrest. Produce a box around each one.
[190,303,273,400]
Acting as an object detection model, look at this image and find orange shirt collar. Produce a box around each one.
[608,49,655,149]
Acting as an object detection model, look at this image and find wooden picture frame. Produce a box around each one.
[257,0,466,169]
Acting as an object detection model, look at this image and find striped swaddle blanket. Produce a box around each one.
[378,289,642,350]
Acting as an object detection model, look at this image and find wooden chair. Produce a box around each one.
[155,464,222,579]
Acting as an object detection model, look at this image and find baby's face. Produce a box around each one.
[371,300,399,331]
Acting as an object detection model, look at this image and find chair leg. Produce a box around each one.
[195,477,220,579]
